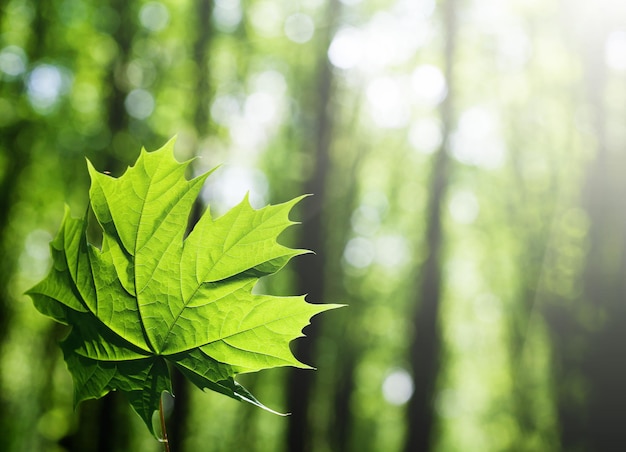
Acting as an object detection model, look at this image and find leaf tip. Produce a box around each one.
[85,157,96,173]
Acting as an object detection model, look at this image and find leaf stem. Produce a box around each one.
[160,394,171,452]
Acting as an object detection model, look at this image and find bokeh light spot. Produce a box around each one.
[351,205,381,237]
[202,166,269,214]
[139,2,170,32]
[0,46,27,78]
[408,118,442,154]
[27,64,67,111]
[343,237,375,269]
[284,13,315,44]
[448,190,479,224]
[375,235,410,269]
[328,27,364,69]
[214,0,242,32]
[451,106,505,169]
[125,89,155,119]
[285,13,315,44]
[366,76,410,128]
[211,95,240,126]
[382,369,414,405]
[249,2,282,37]
[244,92,278,126]
[412,64,447,106]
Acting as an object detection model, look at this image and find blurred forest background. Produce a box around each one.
[2,0,626,451]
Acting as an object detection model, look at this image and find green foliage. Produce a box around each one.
[26,138,340,436]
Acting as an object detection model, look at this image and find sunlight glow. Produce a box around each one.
[329,3,433,72]
[408,118,442,154]
[229,118,267,150]
[366,76,410,128]
[210,71,287,152]
[496,25,531,71]
[328,27,364,69]
[363,11,432,70]
[249,70,287,97]
[244,92,278,126]
[397,0,435,19]
[412,64,447,106]
[605,30,626,71]
[450,106,505,169]
[201,166,269,214]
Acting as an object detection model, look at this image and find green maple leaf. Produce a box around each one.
[26,138,340,436]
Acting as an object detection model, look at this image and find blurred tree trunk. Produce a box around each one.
[326,143,368,451]
[0,126,29,338]
[542,10,626,450]
[578,27,626,452]
[553,20,626,451]
[332,345,359,450]
[545,37,607,449]
[192,0,214,139]
[0,1,46,445]
[505,72,561,445]
[285,1,340,451]
[61,1,136,450]
[403,0,456,450]
[0,113,33,451]
[0,0,51,348]
[170,2,215,450]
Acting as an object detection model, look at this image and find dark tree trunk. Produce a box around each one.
[62,1,137,449]
[169,2,215,450]
[0,0,47,443]
[573,24,626,452]
[192,0,214,138]
[547,16,626,451]
[285,1,340,451]
[332,348,358,450]
[546,22,602,452]
[403,1,457,450]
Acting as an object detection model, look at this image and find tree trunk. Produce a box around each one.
[572,22,626,452]
[404,0,457,450]
[546,13,626,450]
[62,1,136,449]
[285,1,340,451]
[169,2,215,450]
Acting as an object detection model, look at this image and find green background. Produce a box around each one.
[2,0,626,451]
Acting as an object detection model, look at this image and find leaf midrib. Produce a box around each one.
[158,205,286,352]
